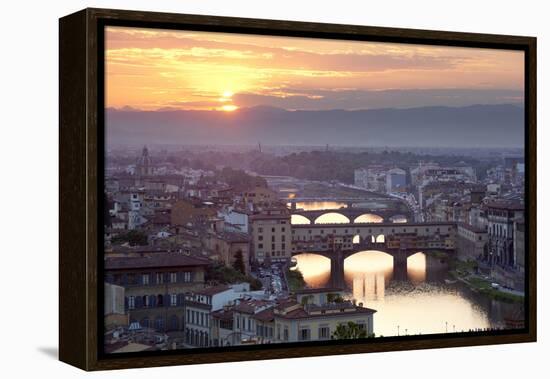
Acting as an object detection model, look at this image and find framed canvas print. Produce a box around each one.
[59,8,536,371]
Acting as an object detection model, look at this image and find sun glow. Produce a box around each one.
[220,104,238,112]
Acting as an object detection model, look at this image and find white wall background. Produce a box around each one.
[0,0,547,377]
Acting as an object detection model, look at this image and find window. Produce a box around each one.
[319,326,330,339]
[156,273,163,284]
[299,328,310,341]
[258,243,263,249]
[184,272,191,282]
[281,235,286,242]
[128,296,135,309]
[170,272,177,283]
[142,274,149,285]
[272,227,275,232]
[284,327,289,341]
[258,235,263,241]
[170,294,177,306]
[271,236,275,242]
[282,227,285,232]
[258,227,263,233]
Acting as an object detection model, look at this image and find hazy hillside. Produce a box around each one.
[106,104,524,148]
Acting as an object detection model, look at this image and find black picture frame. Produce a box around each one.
[59,7,536,371]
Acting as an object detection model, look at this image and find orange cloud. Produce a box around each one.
[105,26,524,111]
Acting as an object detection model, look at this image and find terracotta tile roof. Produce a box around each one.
[252,307,275,322]
[105,252,210,270]
[234,299,271,314]
[194,284,232,296]
[211,308,234,321]
[486,200,524,211]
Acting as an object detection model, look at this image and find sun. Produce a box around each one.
[221,104,238,112]
[222,90,233,98]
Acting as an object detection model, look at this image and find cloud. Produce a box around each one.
[105,26,524,111]
[232,88,524,110]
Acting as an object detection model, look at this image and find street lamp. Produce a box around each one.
[445,321,448,333]
[397,325,400,336]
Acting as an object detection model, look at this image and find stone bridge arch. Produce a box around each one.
[353,213,384,224]
[389,214,408,223]
[291,214,311,225]
[314,212,350,224]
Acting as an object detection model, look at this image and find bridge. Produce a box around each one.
[291,222,457,287]
[291,207,412,224]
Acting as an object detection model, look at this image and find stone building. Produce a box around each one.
[104,253,210,332]
[456,223,488,261]
[250,208,292,263]
[203,231,251,274]
[514,219,525,273]
[486,201,524,268]
[184,283,250,348]
[104,283,128,329]
[170,199,217,227]
[241,186,279,208]
[273,300,376,342]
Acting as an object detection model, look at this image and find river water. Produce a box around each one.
[291,201,524,337]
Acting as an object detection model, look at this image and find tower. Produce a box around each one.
[136,145,153,176]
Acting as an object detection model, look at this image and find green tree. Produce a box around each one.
[232,250,246,275]
[331,322,372,340]
[111,230,148,246]
[327,293,345,303]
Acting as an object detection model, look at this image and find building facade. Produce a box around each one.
[486,201,524,267]
[104,253,210,333]
[250,209,292,263]
[456,223,488,261]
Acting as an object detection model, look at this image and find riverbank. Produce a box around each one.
[448,258,524,303]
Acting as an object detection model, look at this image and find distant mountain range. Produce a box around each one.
[105,103,524,148]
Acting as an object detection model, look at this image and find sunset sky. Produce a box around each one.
[105,26,524,112]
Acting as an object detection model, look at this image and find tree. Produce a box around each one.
[331,322,372,340]
[232,250,246,275]
[327,293,345,303]
[111,230,148,246]
[300,295,314,306]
